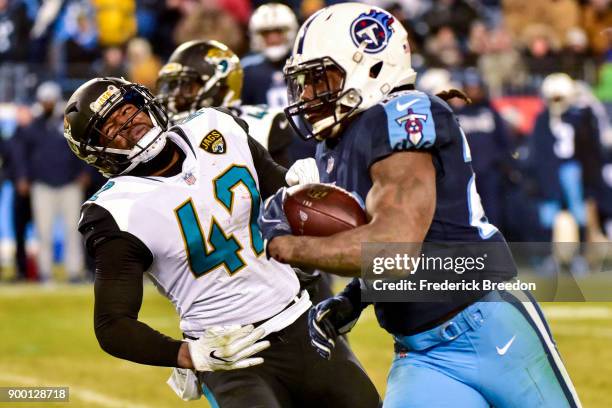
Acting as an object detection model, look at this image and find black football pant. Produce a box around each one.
[199,312,380,408]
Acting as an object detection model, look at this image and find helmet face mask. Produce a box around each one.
[156,71,204,115]
[284,57,361,140]
[157,40,243,119]
[64,78,169,177]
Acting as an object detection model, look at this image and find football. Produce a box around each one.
[284,183,367,236]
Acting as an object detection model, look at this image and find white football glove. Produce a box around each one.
[187,324,270,372]
[285,158,320,186]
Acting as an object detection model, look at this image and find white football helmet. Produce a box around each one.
[249,3,298,62]
[284,2,416,139]
[417,68,459,95]
[541,73,575,116]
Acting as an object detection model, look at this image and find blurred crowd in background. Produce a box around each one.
[0,0,611,283]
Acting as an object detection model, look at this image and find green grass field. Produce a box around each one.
[0,283,611,407]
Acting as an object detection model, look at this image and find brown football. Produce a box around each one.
[284,183,367,236]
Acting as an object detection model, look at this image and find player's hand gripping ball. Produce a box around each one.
[258,183,367,259]
[283,183,367,236]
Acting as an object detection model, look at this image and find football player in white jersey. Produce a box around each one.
[157,39,336,304]
[63,77,379,407]
[157,40,296,167]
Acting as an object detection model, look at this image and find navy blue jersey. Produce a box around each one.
[316,90,516,335]
[455,102,510,175]
[241,54,289,108]
[530,107,602,200]
[598,150,612,219]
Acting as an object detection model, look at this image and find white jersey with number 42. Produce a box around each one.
[85,108,299,337]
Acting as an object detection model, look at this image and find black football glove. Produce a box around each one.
[258,187,292,257]
[308,295,360,359]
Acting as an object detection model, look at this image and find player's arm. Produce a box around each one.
[91,235,188,366]
[82,205,268,370]
[247,135,288,198]
[266,151,436,276]
[267,112,294,168]
[79,204,185,367]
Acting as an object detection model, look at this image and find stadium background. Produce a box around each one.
[0,0,611,406]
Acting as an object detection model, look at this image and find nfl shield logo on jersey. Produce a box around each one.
[350,9,395,54]
[183,172,196,185]
[200,130,226,154]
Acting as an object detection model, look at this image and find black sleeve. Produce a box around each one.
[79,204,183,367]
[267,113,294,167]
[247,135,288,199]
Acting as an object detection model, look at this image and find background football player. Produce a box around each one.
[64,77,379,407]
[242,2,298,109]
[259,3,582,407]
[242,3,318,163]
[156,40,294,167]
[529,73,603,275]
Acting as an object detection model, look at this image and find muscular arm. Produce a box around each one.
[268,151,437,276]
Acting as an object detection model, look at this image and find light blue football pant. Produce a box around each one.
[384,290,581,408]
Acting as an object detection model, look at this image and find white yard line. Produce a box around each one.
[552,325,612,339]
[0,372,151,408]
[542,305,612,320]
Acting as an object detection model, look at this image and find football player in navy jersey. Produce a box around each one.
[259,3,581,407]
[598,149,612,239]
[242,3,317,163]
[530,73,603,274]
[242,3,297,109]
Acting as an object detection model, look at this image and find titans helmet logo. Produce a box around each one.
[350,10,395,54]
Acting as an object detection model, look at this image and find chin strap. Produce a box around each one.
[311,89,362,138]
[119,125,167,175]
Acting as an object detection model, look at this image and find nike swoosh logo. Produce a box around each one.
[496,335,516,355]
[210,350,231,363]
[396,99,418,111]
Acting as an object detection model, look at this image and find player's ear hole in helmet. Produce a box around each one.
[64,77,169,177]
[156,40,243,116]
